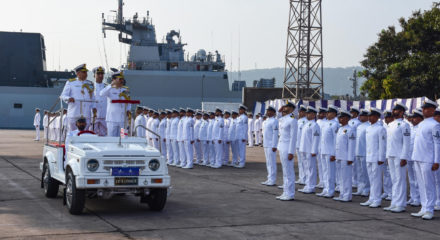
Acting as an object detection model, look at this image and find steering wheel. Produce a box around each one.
[77,130,96,136]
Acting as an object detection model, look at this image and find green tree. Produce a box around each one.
[360,3,440,99]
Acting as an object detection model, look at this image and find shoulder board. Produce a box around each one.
[122,86,129,89]
[68,78,76,82]
[291,115,295,119]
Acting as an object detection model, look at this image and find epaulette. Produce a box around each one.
[68,78,76,82]
[122,86,129,89]
[291,115,295,119]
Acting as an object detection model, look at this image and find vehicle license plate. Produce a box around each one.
[114,177,138,185]
[111,167,140,176]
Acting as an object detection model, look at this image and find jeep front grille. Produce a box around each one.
[102,160,147,171]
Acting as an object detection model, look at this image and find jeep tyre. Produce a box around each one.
[42,161,59,198]
[143,188,167,211]
[65,171,86,215]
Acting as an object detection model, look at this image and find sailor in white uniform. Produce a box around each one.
[261,106,279,186]
[199,113,210,165]
[211,108,225,168]
[407,109,422,207]
[353,109,371,197]
[333,109,356,202]
[433,109,440,211]
[296,105,308,185]
[299,106,320,194]
[316,107,328,188]
[182,109,195,169]
[150,111,160,149]
[169,109,180,166]
[254,114,262,146]
[276,102,297,201]
[228,111,239,166]
[316,105,339,198]
[236,105,248,168]
[207,112,215,166]
[91,66,108,136]
[248,114,255,147]
[384,102,411,213]
[193,111,203,165]
[360,108,387,208]
[33,108,41,141]
[165,110,173,164]
[176,109,187,167]
[222,110,231,165]
[382,110,394,201]
[60,64,96,132]
[134,106,146,137]
[43,110,49,140]
[99,71,131,137]
[146,109,155,145]
[158,111,168,158]
[349,107,361,189]
[410,99,440,220]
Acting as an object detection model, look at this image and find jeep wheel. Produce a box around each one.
[65,171,85,215]
[142,188,167,211]
[42,162,59,198]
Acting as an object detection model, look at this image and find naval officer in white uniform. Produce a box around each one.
[182,108,195,169]
[261,106,279,186]
[410,99,440,220]
[169,109,180,166]
[212,108,225,168]
[236,105,248,168]
[60,64,96,132]
[33,108,41,141]
[134,106,146,137]
[296,105,308,185]
[91,66,108,136]
[353,109,371,197]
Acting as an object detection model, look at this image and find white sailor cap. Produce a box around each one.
[350,106,360,113]
[232,110,238,114]
[422,99,439,109]
[179,108,186,112]
[327,105,338,113]
[111,70,124,79]
[266,106,276,112]
[339,109,351,118]
[187,108,195,113]
[299,104,307,111]
[172,109,179,113]
[284,101,296,109]
[74,63,88,72]
[215,107,222,112]
[35,108,40,111]
[239,105,248,110]
[359,109,370,116]
[413,109,424,118]
[319,107,328,113]
[383,110,393,117]
[223,110,231,114]
[306,106,317,113]
[393,102,408,111]
[369,107,382,116]
[92,66,105,74]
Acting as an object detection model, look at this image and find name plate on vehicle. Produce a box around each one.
[114,177,138,185]
[111,167,140,176]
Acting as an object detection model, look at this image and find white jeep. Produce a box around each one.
[40,134,171,215]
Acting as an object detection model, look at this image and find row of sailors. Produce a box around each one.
[260,99,440,220]
[134,106,249,169]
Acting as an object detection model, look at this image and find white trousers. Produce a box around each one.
[407,161,420,203]
[248,131,254,147]
[166,139,174,164]
[231,140,239,165]
[194,141,202,163]
[264,148,277,184]
[238,140,246,167]
[383,162,392,197]
[317,152,324,185]
[338,160,353,201]
[209,141,216,165]
[279,147,295,198]
[352,160,358,187]
[201,141,210,165]
[178,141,186,166]
[152,138,160,150]
[106,121,123,137]
[414,161,436,214]
[35,126,40,140]
[91,119,107,136]
[336,160,341,189]
[184,140,194,168]
[388,156,407,208]
[356,156,370,194]
[367,162,383,205]
[434,168,440,206]
[43,127,48,139]
[223,142,230,165]
[255,131,261,145]
[322,154,336,196]
[296,149,306,183]
[214,141,224,168]
[301,152,317,192]
[171,139,180,165]
[160,139,167,158]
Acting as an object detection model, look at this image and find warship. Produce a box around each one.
[0,0,241,129]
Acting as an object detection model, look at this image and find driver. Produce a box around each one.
[65,117,95,165]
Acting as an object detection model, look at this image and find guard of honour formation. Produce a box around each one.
[32,64,440,220]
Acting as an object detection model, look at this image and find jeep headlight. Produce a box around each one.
[148,159,160,171]
[87,159,99,172]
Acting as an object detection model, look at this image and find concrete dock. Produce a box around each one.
[0,130,438,239]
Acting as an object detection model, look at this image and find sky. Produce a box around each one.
[0,0,435,71]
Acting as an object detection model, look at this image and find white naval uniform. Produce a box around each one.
[165,118,173,164]
[54,114,61,141]
[248,118,255,147]
[335,125,356,201]
[411,117,440,214]
[146,117,154,145]
[349,118,361,186]
[199,119,210,165]
[43,114,48,139]
[263,116,279,184]
[60,78,95,131]
[135,114,146,137]
[382,123,393,198]
[278,114,297,198]
[177,117,186,166]
[99,85,131,137]
[62,113,68,141]
[236,114,248,167]
[212,116,225,168]
[355,121,370,195]
[316,118,327,187]
[320,118,339,196]
[297,117,308,184]
[33,112,41,140]
[194,118,202,164]
[170,117,180,165]
[222,117,231,165]
[182,116,195,168]
[366,122,387,205]
[207,119,215,166]
[386,118,411,208]
[150,118,160,149]
[299,119,321,192]
[254,118,262,145]
[408,124,420,204]
[159,118,167,158]
[92,82,108,136]
[228,118,239,165]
